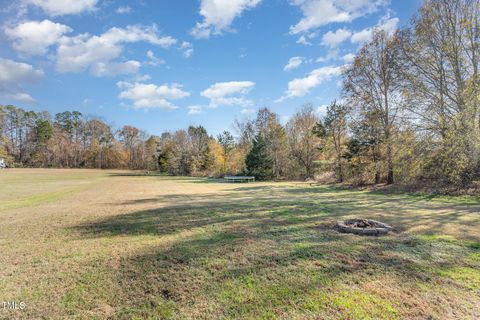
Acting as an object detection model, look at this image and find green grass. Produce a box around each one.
[0,169,479,319]
[0,187,83,211]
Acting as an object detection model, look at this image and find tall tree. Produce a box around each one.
[85,119,116,168]
[119,125,140,169]
[398,0,480,185]
[246,134,272,180]
[144,136,160,170]
[254,108,289,179]
[350,109,384,184]
[54,111,83,167]
[34,118,53,167]
[343,30,403,184]
[286,104,321,178]
[188,125,212,174]
[321,101,349,182]
[217,130,235,173]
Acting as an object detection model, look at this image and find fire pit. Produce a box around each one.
[337,218,392,236]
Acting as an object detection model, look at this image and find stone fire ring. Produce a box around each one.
[337,218,393,236]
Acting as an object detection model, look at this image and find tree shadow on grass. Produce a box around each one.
[69,184,480,318]
[75,184,480,240]
[90,223,480,319]
[108,172,169,177]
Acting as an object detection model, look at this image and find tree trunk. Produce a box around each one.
[385,125,394,184]
[337,153,343,183]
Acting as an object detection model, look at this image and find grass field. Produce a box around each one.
[1,169,480,319]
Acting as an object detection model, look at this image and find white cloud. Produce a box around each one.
[351,15,399,44]
[276,65,342,101]
[380,16,400,34]
[289,0,386,34]
[93,25,176,47]
[116,6,131,14]
[23,0,97,16]
[315,104,329,117]
[0,58,44,103]
[191,0,262,39]
[180,41,194,58]
[350,28,372,44]
[188,105,203,114]
[5,20,72,55]
[117,81,190,110]
[201,81,255,107]
[284,56,304,71]
[146,50,165,66]
[90,60,141,77]
[56,25,176,76]
[296,32,318,46]
[280,115,291,124]
[296,35,312,46]
[316,50,338,63]
[240,108,255,114]
[132,74,152,82]
[321,28,352,47]
[341,53,355,63]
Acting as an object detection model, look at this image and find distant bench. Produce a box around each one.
[223,176,255,183]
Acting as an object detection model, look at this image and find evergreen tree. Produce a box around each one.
[245,134,272,180]
[35,119,53,145]
[34,118,53,167]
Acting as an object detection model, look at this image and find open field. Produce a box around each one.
[1,169,480,319]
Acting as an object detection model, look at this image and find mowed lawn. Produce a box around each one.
[1,169,480,319]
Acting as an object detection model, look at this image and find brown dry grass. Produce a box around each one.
[0,168,479,319]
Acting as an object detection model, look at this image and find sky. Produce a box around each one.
[0,0,422,136]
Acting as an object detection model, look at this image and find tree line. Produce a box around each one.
[0,106,158,170]
[1,0,478,188]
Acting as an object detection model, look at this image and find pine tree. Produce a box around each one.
[245,134,272,180]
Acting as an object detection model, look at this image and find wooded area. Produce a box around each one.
[1,0,478,188]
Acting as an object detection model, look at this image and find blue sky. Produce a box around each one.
[0,0,421,136]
